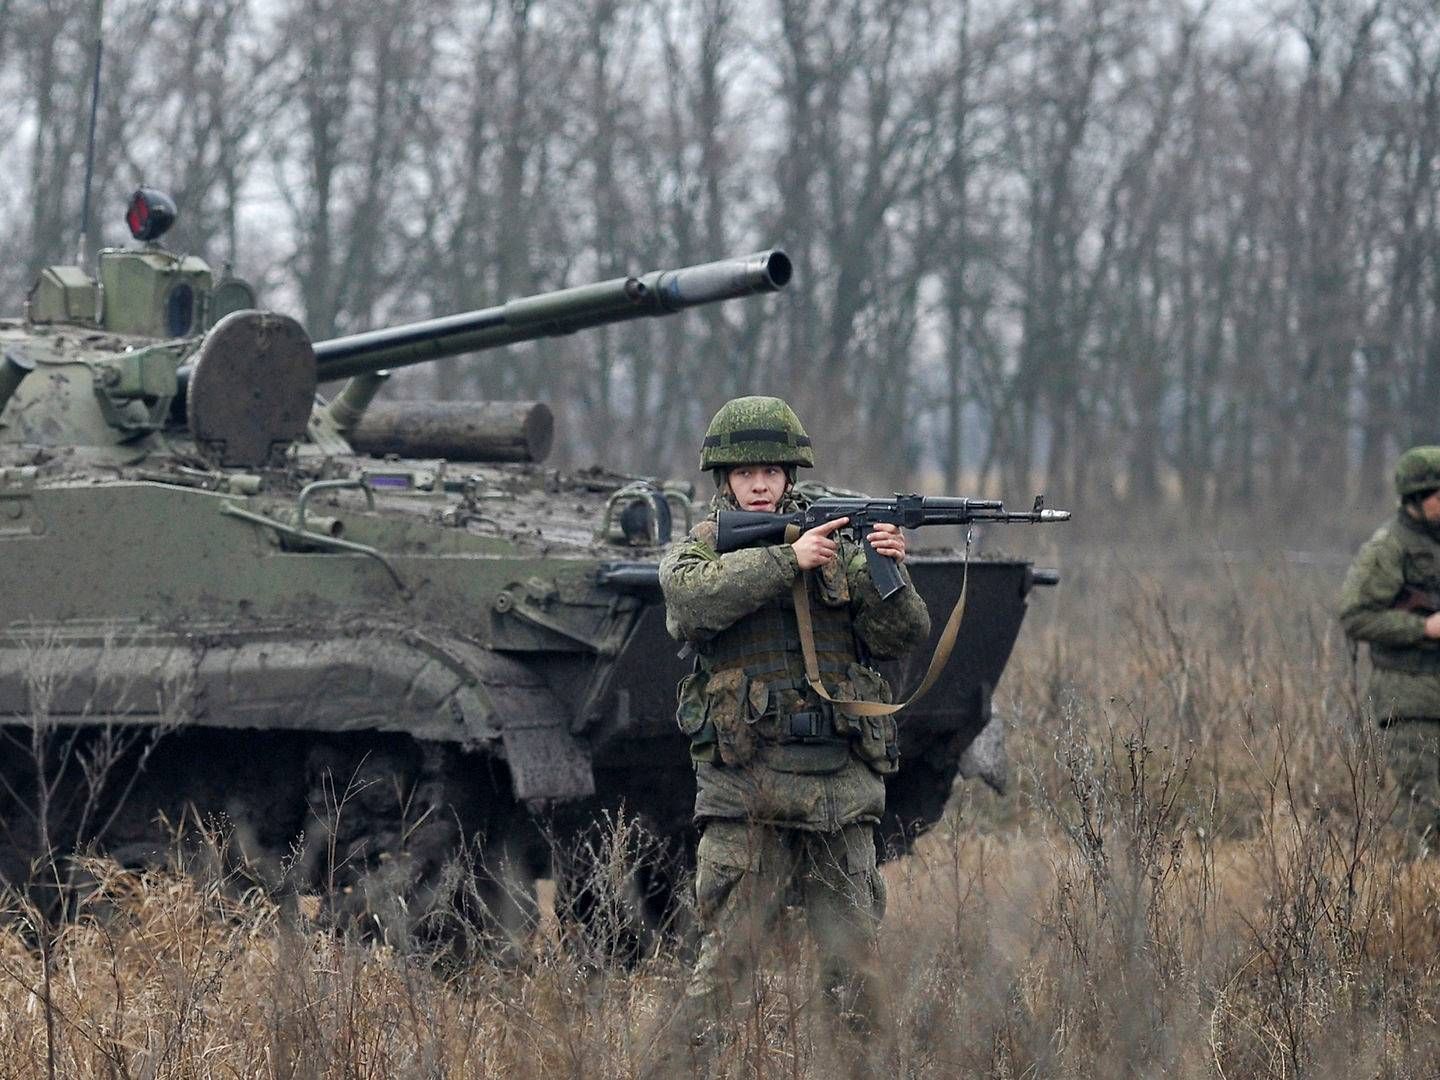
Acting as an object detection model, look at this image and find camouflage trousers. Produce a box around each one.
[684,819,887,1032]
[1384,718,1440,851]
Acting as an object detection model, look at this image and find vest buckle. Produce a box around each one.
[785,710,834,741]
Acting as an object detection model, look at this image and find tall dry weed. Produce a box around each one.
[0,547,1437,1078]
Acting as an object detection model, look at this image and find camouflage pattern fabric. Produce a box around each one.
[698,395,814,471]
[1338,510,1440,718]
[1384,719,1440,850]
[1339,508,1440,848]
[684,820,887,1027]
[661,486,807,643]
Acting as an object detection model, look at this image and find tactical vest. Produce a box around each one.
[1373,514,1440,674]
[693,584,861,774]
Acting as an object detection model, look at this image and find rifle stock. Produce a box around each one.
[714,509,801,551]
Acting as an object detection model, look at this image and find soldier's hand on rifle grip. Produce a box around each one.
[867,522,906,563]
[792,517,849,570]
[1424,612,1440,640]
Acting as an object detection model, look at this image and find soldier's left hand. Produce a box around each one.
[867,522,906,563]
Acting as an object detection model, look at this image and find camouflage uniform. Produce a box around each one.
[658,396,930,1035]
[1338,446,1440,847]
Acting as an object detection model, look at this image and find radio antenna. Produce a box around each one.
[76,0,105,267]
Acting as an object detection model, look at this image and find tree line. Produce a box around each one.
[3,0,1438,512]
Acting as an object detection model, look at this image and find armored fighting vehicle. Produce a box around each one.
[0,190,1055,941]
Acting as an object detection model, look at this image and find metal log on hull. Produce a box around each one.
[348,400,555,463]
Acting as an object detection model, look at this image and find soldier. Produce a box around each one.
[1339,445,1440,850]
[656,395,931,1053]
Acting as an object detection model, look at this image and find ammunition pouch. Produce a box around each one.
[703,668,760,766]
[675,671,718,764]
[839,662,901,775]
[677,583,902,775]
[676,659,901,775]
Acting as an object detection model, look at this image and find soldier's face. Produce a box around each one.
[727,464,788,512]
[1421,490,1440,523]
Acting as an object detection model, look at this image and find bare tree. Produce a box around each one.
[270,0,444,338]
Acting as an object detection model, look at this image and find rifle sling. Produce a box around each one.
[788,526,970,718]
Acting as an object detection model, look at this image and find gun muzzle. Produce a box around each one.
[636,250,792,310]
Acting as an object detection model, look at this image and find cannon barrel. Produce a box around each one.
[310,250,791,383]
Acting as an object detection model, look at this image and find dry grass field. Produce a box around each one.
[1,541,1438,1079]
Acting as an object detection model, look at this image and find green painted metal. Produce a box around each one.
[26,265,98,325]
[97,248,212,337]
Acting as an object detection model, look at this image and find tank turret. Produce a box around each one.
[2,188,791,468]
[24,189,257,338]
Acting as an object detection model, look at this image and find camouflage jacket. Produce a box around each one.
[1338,509,1440,719]
[659,491,931,831]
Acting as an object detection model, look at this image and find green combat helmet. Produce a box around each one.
[1395,446,1440,498]
[699,395,814,471]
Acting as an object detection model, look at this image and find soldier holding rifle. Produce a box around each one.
[654,395,1067,1062]
[1340,446,1440,850]
[656,395,927,1057]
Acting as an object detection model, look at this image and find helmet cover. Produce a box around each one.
[1395,446,1440,498]
[699,395,814,471]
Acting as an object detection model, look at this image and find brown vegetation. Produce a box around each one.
[1,549,1438,1079]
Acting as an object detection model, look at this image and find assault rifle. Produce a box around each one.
[715,494,1071,599]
